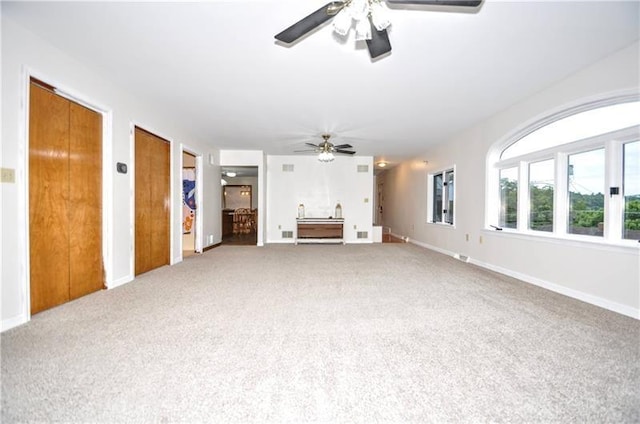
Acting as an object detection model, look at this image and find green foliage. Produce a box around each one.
[499,179,640,239]
[625,197,640,230]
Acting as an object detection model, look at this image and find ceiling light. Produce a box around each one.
[332,0,391,40]
[225,171,236,177]
[377,161,387,168]
[318,151,335,162]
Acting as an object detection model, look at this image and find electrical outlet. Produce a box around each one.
[278,224,281,229]
[465,234,469,242]
[364,198,369,203]
[353,224,357,229]
[479,235,483,244]
[1,168,15,183]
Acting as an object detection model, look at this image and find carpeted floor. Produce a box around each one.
[2,244,639,423]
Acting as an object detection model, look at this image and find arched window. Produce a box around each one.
[489,98,640,243]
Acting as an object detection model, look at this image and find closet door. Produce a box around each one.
[29,84,71,314]
[135,129,152,275]
[69,102,104,299]
[149,137,170,269]
[29,82,104,314]
[135,127,170,275]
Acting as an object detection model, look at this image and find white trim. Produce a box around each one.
[108,274,134,290]
[405,235,639,320]
[128,124,136,280]
[266,240,296,244]
[469,258,639,320]
[493,92,640,156]
[1,313,29,333]
[408,237,456,258]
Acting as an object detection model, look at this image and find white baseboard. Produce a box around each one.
[2,313,28,332]
[469,258,640,320]
[108,274,134,290]
[405,237,640,320]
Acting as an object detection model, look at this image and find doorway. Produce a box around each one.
[221,166,258,246]
[29,80,104,314]
[182,150,197,258]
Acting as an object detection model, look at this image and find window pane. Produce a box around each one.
[624,141,640,240]
[445,170,454,225]
[568,149,605,236]
[433,174,443,223]
[502,101,640,159]
[529,160,554,232]
[499,167,518,229]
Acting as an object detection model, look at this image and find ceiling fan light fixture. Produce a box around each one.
[332,9,353,36]
[318,151,335,162]
[370,1,391,31]
[355,17,372,40]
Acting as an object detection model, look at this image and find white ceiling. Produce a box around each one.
[4,1,639,166]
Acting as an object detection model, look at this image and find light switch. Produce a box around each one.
[1,168,15,183]
[364,198,369,203]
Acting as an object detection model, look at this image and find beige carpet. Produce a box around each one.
[2,244,639,422]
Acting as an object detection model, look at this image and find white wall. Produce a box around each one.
[1,17,222,330]
[223,176,258,210]
[379,42,640,318]
[266,155,374,243]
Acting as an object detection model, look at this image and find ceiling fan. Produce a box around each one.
[275,0,483,59]
[295,134,356,162]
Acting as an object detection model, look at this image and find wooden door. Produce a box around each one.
[29,84,71,314]
[135,127,170,275]
[69,102,103,299]
[29,82,103,314]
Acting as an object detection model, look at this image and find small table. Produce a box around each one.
[296,218,345,244]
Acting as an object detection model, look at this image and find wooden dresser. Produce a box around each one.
[296,218,345,244]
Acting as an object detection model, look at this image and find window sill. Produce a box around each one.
[428,222,456,229]
[482,228,639,255]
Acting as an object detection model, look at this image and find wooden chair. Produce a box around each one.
[233,208,251,235]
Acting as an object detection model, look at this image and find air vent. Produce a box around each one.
[282,231,293,239]
[282,164,294,172]
[357,231,368,239]
[357,165,369,173]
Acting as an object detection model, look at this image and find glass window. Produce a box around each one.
[529,159,554,232]
[430,168,455,225]
[502,101,640,159]
[624,141,640,240]
[568,149,605,236]
[433,173,443,223]
[499,167,518,229]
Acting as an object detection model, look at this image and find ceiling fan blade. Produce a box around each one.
[366,24,392,59]
[294,150,319,153]
[305,142,321,148]
[335,149,356,155]
[275,2,344,44]
[386,0,482,6]
[333,144,352,149]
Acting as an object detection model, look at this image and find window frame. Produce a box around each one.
[488,97,639,247]
[428,165,456,227]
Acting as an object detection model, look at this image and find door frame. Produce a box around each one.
[18,67,112,325]
[180,145,204,258]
